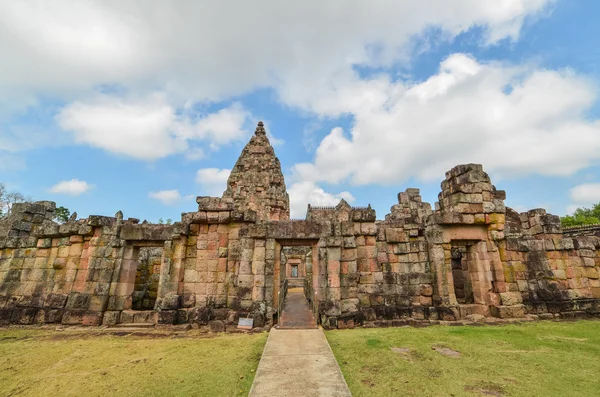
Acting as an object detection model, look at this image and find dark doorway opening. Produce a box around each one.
[132,247,162,310]
[277,244,317,329]
[451,246,474,304]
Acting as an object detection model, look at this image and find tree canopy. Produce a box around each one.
[54,206,71,223]
[560,202,600,227]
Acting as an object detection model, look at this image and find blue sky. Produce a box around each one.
[1,1,600,222]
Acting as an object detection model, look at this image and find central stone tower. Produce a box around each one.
[222,121,290,221]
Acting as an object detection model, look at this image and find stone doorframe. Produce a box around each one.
[428,225,502,315]
[272,239,320,314]
[113,240,171,311]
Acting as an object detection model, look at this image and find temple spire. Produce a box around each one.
[255,121,266,136]
[222,120,290,221]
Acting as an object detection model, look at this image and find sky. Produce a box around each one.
[1,0,600,222]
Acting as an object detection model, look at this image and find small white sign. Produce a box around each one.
[237,317,254,329]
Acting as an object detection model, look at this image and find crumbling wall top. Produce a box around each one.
[306,199,376,222]
[385,188,432,226]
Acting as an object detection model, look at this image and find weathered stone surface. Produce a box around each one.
[222,121,289,221]
[159,294,180,310]
[208,319,225,332]
[120,224,173,241]
[0,125,599,331]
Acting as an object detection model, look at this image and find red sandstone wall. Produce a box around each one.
[2,165,600,330]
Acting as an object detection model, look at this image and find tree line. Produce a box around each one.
[560,202,600,227]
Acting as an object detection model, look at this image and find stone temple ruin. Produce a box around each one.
[1,121,600,330]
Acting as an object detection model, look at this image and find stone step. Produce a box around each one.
[287,278,305,288]
[119,310,157,324]
[458,304,487,318]
[113,322,156,329]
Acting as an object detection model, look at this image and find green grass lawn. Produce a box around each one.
[0,328,267,397]
[326,320,600,397]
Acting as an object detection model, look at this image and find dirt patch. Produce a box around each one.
[0,336,30,341]
[541,335,588,342]
[361,379,376,388]
[390,347,422,362]
[432,345,461,358]
[19,329,222,342]
[47,332,105,341]
[465,381,506,396]
[427,368,443,378]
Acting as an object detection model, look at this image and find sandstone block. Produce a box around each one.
[158,310,176,324]
[209,320,225,332]
[159,294,180,310]
[499,292,523,306]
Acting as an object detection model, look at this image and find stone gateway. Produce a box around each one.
[1,121,600,329]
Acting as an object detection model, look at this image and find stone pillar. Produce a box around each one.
[273,241,281,310]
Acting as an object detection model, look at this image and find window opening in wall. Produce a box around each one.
[132,247,162,310]
[291,264,298,278]
[451,246,474,304]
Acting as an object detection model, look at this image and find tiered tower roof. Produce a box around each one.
[222,121,290,221]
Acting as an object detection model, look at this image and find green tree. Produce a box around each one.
[560,202,600,227]
[54,206,71,223]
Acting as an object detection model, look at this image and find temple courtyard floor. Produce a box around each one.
[0,320,599,396]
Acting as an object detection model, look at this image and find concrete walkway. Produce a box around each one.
[249,328,352,397]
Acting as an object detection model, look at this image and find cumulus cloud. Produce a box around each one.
[0,1,552,111]
[196,168,231,197]
[569,183,600,206]
[292,54,600,185]
[288,181,355,218]
[0,1,558,163]
[49,179,93,196]
[56,95,251,160]
[149,189,195,205]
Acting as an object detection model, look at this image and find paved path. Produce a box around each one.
[248,328,352,397]
[249,287,351,396]
[279,287,317,329]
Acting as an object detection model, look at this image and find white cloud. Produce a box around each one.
[288,181,355,218]
[267,133,285,146]
[196,168,231,197]
[56,94,251,160]
[49,179,93,196]
[184,147,205,161]
[0,1,557,161]
[188,104,250,145]
[149,190,183,205]
[0,1,552,112]
[569,183,600,205]
[291,54,600,185]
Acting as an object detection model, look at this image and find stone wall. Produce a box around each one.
[1,122,599,330]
